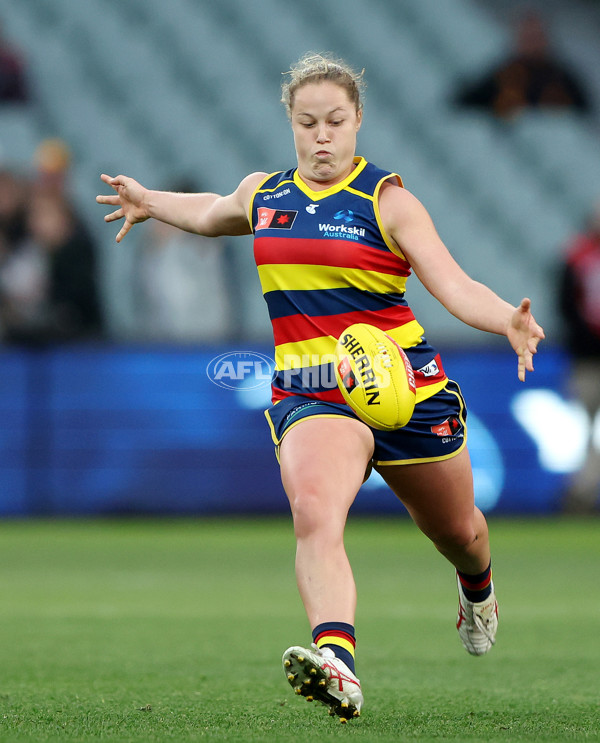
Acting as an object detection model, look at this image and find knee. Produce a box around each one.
[288,489,345,542]
[429,522,479,553]
[290,491,326,539]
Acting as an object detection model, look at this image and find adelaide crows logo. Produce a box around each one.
[256,207,298,230]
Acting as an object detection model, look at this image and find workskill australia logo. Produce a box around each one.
[206,352,275,390]
[319,209,365,240]
[256,207,298,230]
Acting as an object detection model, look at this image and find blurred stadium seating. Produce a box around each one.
[1,0,600,516]
[0,0,599,342]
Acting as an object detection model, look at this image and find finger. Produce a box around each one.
[100,173,128,192]
[519,297,532,313]
[115,219,133,243]
[104,208,124,223]
[96,194,121,206]
[525,352,534,372]
[518,354,526,382]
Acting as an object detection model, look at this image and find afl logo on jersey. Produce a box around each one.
[256,207,298,230]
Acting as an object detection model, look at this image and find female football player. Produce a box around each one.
[97,52,544,722]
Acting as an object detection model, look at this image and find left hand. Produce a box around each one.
[507,298,545,381]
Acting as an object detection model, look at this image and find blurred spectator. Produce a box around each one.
[0,167,29,247]
[33,137,72,197]
[0,22,29,104]
[132,179,233,342]
[0,190,104,344]
[453,10,591,119]
[558,199,600,512]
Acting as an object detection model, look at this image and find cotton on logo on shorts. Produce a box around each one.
[207,352,274,390]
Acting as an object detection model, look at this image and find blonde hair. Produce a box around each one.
[281,52,365,119]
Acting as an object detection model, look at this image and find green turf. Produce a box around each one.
[0,516,598,742]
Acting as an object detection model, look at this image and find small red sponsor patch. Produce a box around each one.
[256,208,297,230]
[431,417,461,437]
[431,420,453,437]
[338,357,357,392]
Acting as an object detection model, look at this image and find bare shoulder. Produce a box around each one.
[378,178,437,253]
[235,171,270,206]
[379,178,426,218]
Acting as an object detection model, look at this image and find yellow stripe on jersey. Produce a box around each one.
[345,186,374,201]
[257,263,408,295]
[273,320,425,370]
[292,157,368,201]
[274,335,338,370]
[258,178,294,193]
[248,172,280,228]
[373,173,407,260]
[415,378,448,404]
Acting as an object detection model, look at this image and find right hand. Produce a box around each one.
[96,173,150,242]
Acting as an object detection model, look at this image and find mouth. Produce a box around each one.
[315,150,332,159]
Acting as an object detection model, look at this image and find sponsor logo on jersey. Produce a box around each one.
[334,209,354,223]
[417,359,440,377]
[306,203,320,214]
[256,208,298,230]
[262,187,291,201]
[318,222,366,240]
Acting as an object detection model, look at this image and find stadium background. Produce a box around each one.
[1,0,600,518]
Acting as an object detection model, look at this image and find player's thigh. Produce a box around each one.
[374,448,476,541]
[279,416,374,520]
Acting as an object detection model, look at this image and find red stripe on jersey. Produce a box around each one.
[254,236,411,276]
[272,305,416,347]
[272,386,344,404]
[413,353,446,387]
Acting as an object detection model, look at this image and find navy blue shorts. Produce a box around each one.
[264,380,467,466]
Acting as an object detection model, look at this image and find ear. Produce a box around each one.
[356,108,363,132]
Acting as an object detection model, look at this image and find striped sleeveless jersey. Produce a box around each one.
[250,156,448,405]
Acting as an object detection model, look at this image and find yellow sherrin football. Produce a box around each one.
[334,323,416,431]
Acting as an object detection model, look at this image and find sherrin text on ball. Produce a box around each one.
[334,323,416,430]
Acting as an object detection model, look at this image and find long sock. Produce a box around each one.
[457,562,493,603]
[312,621,356,674]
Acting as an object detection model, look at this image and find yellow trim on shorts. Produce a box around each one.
[264,409,355,464]
[373,382,468,466]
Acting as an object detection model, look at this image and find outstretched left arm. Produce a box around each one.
[379,182,545,381]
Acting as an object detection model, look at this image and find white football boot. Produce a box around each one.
[282,644,363,722]
[456,574,498,656]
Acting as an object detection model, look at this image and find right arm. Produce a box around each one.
[96,171,267,242]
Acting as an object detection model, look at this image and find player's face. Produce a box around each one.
[291,81,362,189]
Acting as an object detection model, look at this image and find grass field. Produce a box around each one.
[0,516,598,742]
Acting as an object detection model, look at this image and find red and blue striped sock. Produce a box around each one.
[312,622,356,674]
[457,562,493,603]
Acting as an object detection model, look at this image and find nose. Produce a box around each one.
[316,124,331,143]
